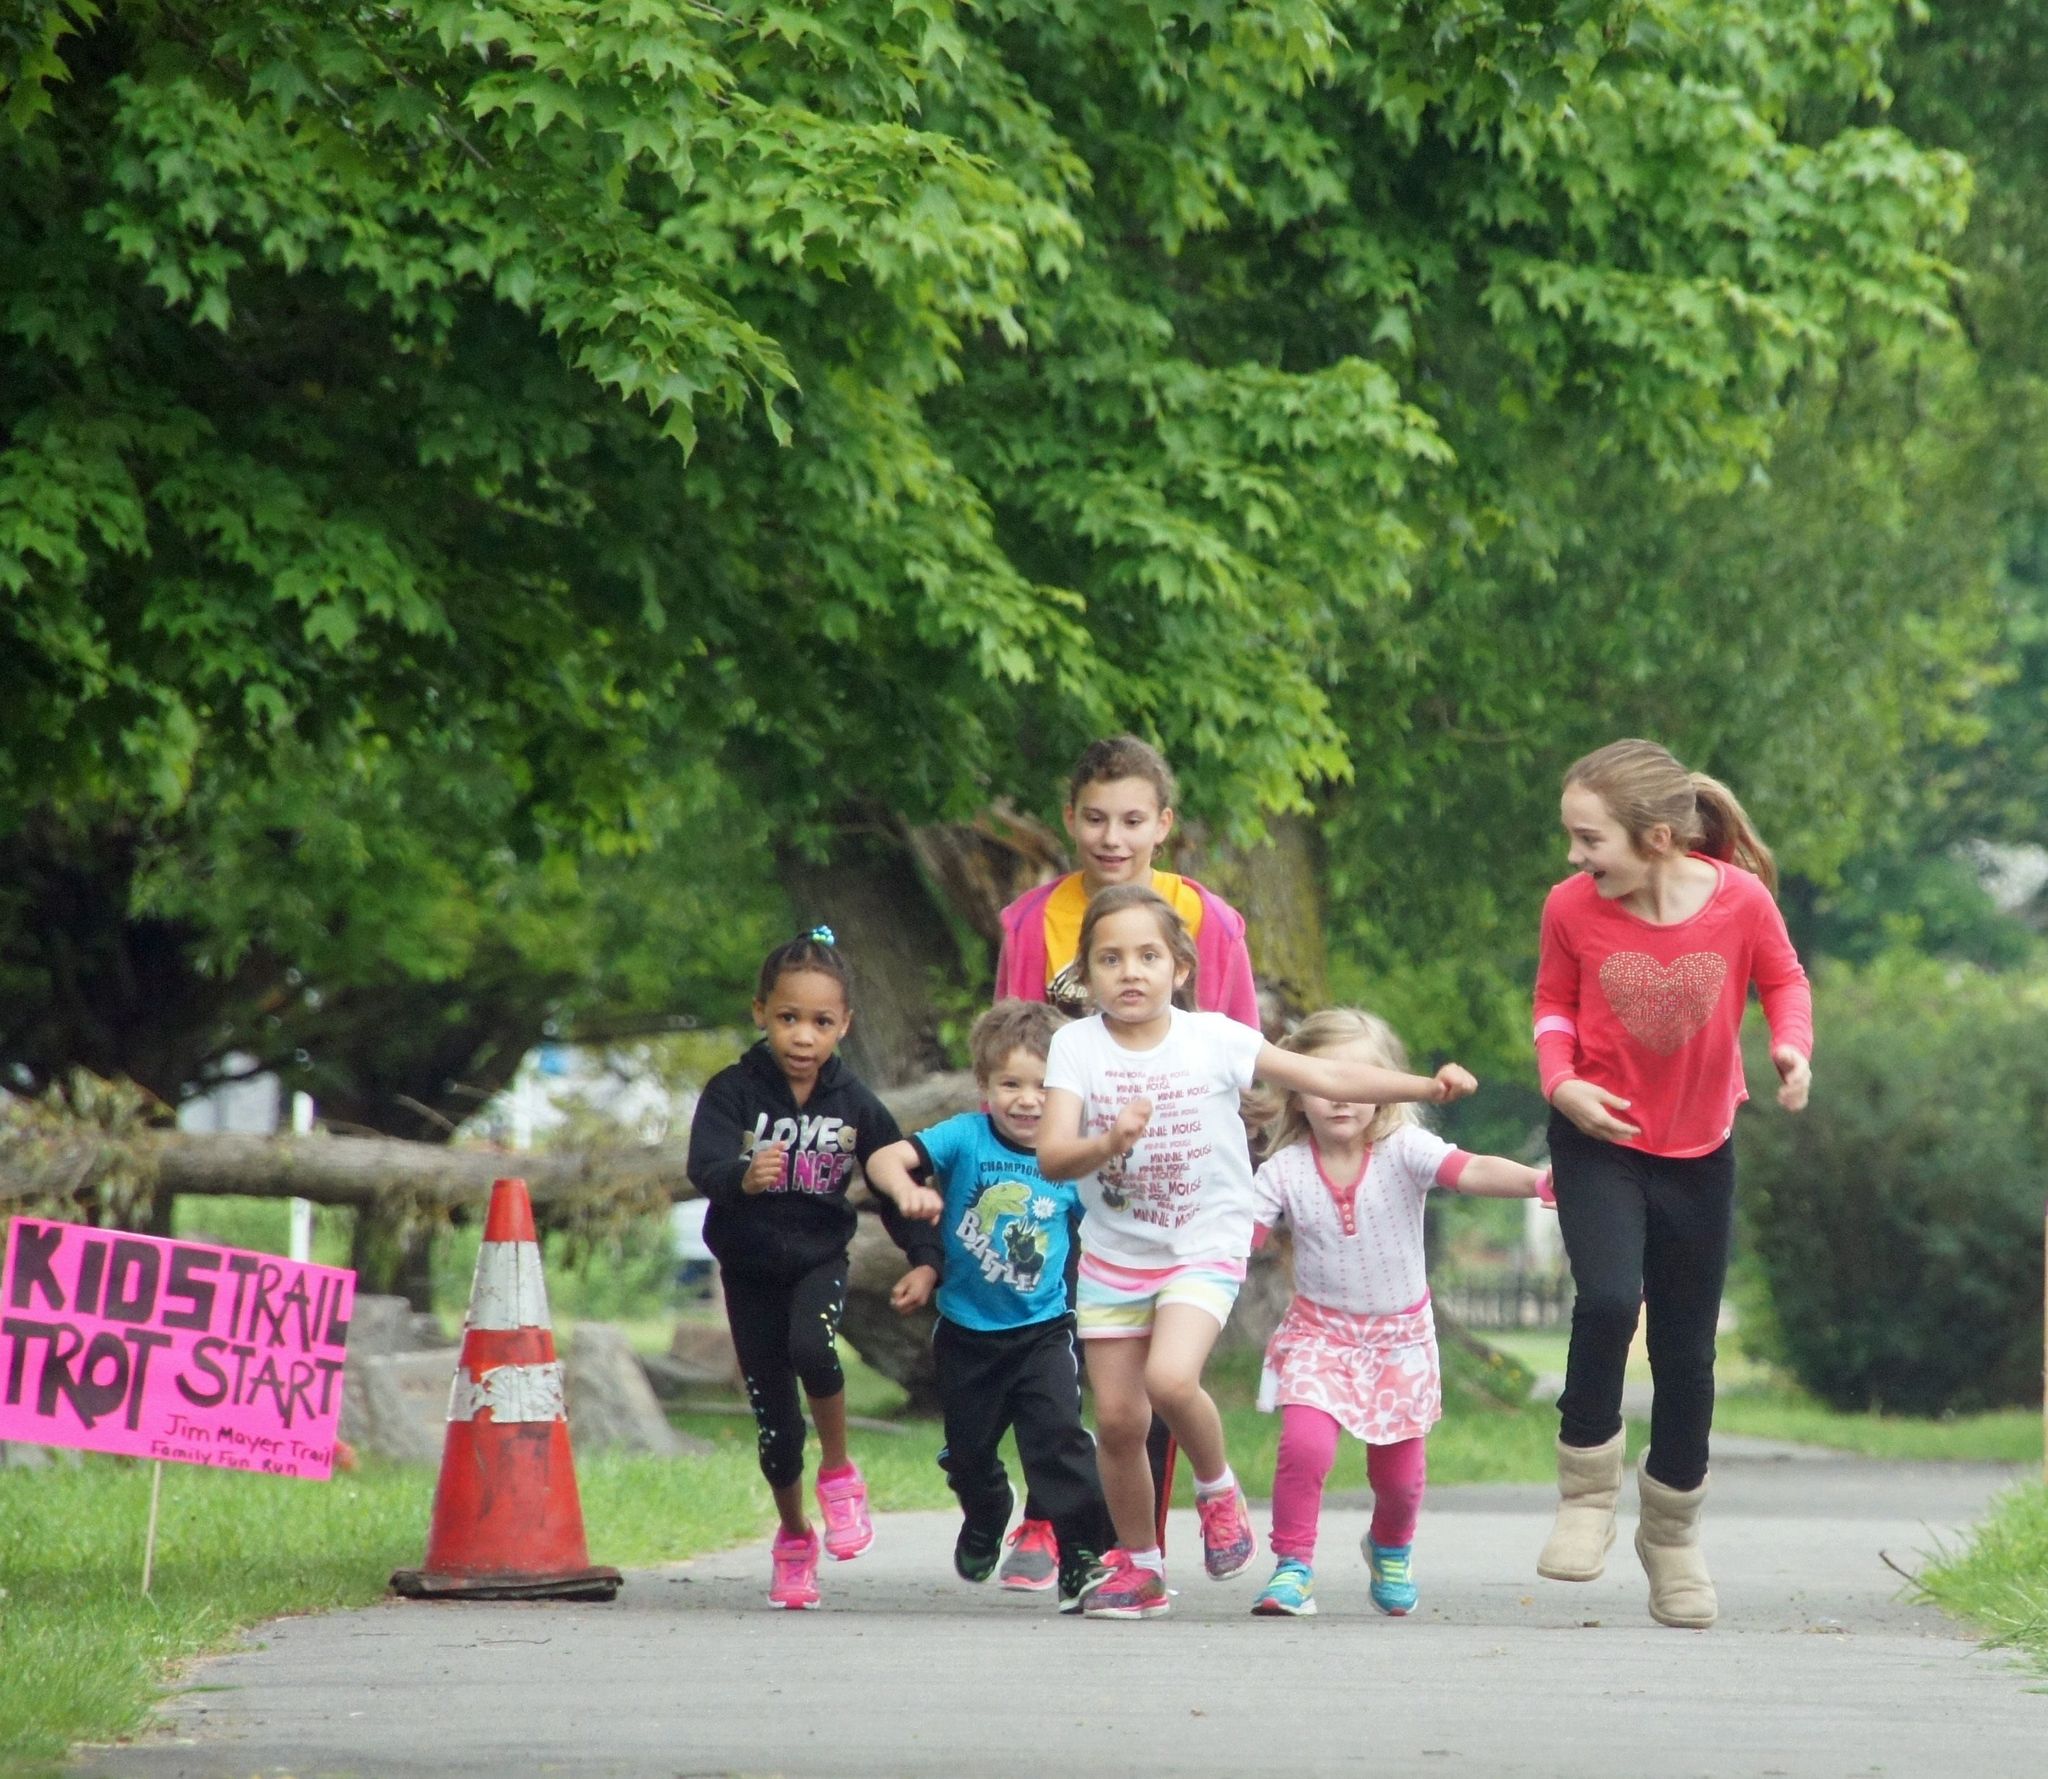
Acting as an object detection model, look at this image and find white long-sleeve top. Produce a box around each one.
[1251,1128,1471,1315]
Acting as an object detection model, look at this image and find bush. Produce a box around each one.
[1737,957,2048,1414]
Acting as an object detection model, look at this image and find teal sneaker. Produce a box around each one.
[1364,1537,1417,1616]
[1250,1557,1317,1617]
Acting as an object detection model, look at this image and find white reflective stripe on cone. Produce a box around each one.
[467,1241,552,1332]
[447,1360,567,1425]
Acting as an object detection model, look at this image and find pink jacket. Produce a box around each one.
[994,875,1261,1028]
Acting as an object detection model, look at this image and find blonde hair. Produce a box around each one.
[1564,738,1778,894]
[1077,884,1199,1012]
[1259,1008,1417,1155]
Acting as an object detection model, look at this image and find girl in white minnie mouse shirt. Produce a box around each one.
[1035,886,1476,1620]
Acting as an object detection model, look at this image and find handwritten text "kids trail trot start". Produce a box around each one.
[1,1221,353,1466]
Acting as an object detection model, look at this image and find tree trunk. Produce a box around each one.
[777,816,970,1088]
[348,1211,438,1310]
[4,1071,1530,1413]
[1177,812,1329,1028]
[0,1124,668,1213]
[840,1216,943,1414]
[904,804,1067,950]
[3,1072,983,1214]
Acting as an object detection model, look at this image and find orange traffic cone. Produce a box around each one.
[391,1178,621,1602]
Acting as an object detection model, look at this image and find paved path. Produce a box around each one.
[75,1444,2045,1779]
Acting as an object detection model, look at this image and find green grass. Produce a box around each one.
[0,1444,777,1773]
[1918,1483,2048,1672]
[1712,1386,2043,1463]
[1481,1328,2040,1465]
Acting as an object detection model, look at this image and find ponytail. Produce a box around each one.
[1688,772,1777,893]
[755,927,853,1002]
[1565,739,1780,895]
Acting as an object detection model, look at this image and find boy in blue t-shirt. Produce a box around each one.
[869,1001,1113,1609]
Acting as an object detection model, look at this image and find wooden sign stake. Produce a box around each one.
[142,1459,164,1595]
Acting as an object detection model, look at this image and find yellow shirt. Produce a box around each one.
[1042,870,1207,1017]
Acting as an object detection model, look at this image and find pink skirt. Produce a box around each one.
[1257,1295,1442,1444]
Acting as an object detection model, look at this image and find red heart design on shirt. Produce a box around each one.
[1597,951,1728,1055]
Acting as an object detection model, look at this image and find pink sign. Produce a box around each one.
[0,1218,354,1479]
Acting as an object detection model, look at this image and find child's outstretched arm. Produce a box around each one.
[865,1139,944,1224]
[1036,1087,1151,1181]
[1447,1154,1553,1202]
[1256,1044,1476,1108]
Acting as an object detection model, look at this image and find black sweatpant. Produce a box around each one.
[934,1313,1112,1563]
[1549,1113,1735,1492]
[721,1255,849,1490]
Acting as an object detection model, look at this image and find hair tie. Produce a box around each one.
[808,925,836,946]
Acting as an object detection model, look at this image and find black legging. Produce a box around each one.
[720,1256,849,1489]
[1548,1113,1734,1492]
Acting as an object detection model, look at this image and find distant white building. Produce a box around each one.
[472,1039,712,1266]
[176,1056,281,1134]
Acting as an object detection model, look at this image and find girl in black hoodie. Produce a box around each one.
[686,930,942,1609]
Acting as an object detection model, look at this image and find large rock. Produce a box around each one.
[658,1316,744,1393]
[339,1349,458,1465]
[561,1323,698,1456]
[337,1293,460,1463]
[338,1293,708,1461]
[346,1294,449,1357]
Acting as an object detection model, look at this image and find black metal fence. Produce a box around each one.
[1433,1267,1574,1329]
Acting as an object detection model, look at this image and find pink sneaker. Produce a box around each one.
[998,1518,1059,1592]
[815,1462,874,1561]
[1196,1483,1258,1579]
[1079,1549,1169,1620]
[769,1527,820,1610]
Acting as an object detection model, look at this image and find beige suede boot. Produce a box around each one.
[1535,1431,1625,1581]
[1633,1455,1717,1628]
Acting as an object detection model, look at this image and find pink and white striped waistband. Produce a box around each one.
[1078,1252,1249,1287]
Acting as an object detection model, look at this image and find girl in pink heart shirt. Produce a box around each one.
[1533,849,1812,1157]
[1531,739,1813,1633]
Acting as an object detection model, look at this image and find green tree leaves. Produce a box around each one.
[0,0,2002,1110]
